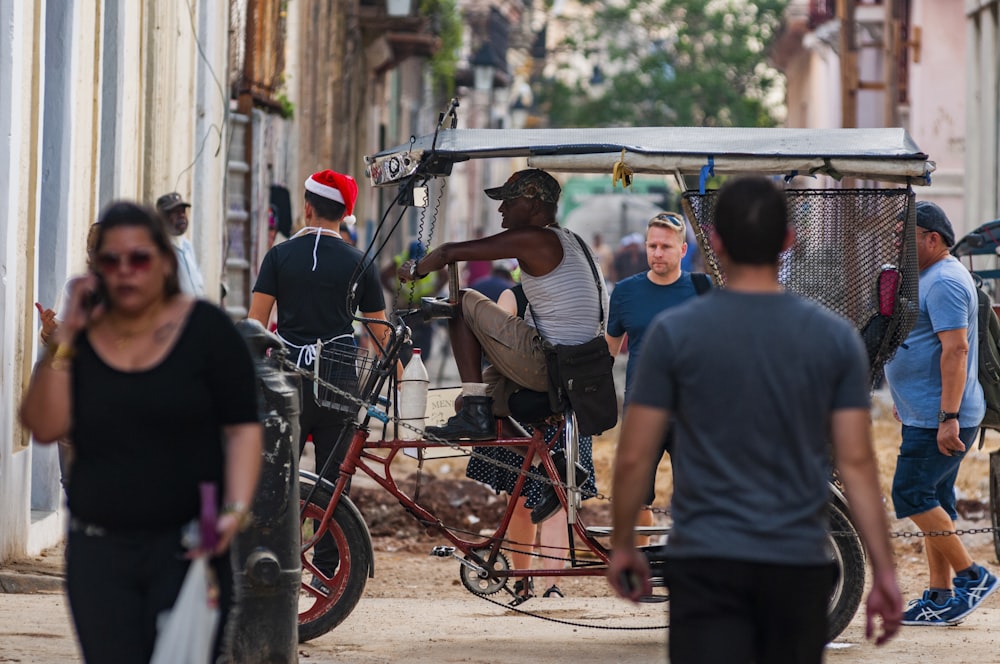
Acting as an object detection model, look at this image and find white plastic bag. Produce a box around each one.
[150,556,220,664]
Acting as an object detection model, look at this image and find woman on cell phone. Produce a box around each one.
[19,201,263,663]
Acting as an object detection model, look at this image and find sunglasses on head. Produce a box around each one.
[651,212,684,229]
[95,250,154,274]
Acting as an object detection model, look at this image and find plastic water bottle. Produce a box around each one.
[398,349,429,441]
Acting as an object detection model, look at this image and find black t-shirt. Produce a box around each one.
[253,234,385,346]
[68,301,260,530]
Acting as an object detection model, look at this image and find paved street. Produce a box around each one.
[4,569,1000,663]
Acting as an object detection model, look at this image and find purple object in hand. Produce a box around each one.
[199,482,218,552]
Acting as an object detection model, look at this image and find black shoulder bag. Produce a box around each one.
[536,232,619,436]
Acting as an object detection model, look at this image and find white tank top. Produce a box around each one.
[521,228,608,345]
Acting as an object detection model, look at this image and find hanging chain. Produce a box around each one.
[890,526,996,538]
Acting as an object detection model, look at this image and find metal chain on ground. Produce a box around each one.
[473,592,669,631]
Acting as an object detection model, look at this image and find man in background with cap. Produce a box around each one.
[248,169,392,589]
[884,200,997,626]
[156,192,205,297]
[398,168,608,443]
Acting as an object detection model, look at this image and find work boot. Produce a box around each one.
[425,395,496,441]
[531,450,590,524]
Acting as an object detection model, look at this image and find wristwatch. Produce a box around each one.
[938,410,960,422]
[408,261,421,280]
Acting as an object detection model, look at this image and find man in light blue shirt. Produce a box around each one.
[884,200,996,626]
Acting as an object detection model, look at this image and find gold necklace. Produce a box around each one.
[107,309,163,350]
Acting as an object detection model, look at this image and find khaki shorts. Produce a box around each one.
[463,290,549,417]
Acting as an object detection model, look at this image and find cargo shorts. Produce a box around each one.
[891,424,976,520]
[462,290,549,417]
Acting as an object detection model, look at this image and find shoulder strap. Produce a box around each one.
[568,231,607,331]
[512,284,529,319]
[692,272,712,295]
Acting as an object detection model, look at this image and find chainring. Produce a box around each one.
[459,548,511,596]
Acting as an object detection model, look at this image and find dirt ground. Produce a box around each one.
[4,402,1000,662]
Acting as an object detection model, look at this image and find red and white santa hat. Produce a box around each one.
[305,170,358,225]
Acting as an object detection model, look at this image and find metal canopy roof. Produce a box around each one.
[365,126,934,187]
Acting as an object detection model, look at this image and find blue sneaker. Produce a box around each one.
[901,591,967,626]
[951,564,999,620]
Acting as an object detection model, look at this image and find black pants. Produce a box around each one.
[664,557,834,664]
[66,525,233,664]
[299,386,354,574]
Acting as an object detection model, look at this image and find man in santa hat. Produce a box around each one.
[248,169,392,587]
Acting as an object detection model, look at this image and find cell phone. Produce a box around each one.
[81,273,107,311]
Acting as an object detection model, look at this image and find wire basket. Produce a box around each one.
[314,341,376,415]
[682,188,918,387]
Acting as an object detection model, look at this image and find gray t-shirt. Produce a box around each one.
[631,289,869,565]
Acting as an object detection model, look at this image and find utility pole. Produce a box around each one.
[837,0,858,129]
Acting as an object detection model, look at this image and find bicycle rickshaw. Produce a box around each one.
[290,115,933,642]
[951,219,1000,562]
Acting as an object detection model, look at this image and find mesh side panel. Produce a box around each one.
[682,188,918,386]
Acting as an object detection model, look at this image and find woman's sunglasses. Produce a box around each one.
[95,250,154,274]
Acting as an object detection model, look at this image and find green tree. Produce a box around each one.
[539,0,787,128]
[422,0,462,99]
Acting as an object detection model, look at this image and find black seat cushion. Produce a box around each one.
[508,389,554,425]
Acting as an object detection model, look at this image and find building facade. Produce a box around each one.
[0,0,230,560]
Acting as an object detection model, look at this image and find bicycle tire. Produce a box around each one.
[298,482,371,642]
[826,497,866,642]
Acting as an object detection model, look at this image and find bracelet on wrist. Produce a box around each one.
[222,502,252,530]
[45,343,76,371]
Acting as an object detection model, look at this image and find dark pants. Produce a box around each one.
[644,422,675,505]
[299,386,354,574]
[66,525,233,664]
[665,558,835,664]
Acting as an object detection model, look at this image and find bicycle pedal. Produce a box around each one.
[639,594,669,604]
[430,545,456,558]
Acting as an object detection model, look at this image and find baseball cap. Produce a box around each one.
[156,192,191,213]
[484,169,561,204]
[915,201,955,247]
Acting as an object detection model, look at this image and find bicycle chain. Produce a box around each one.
[276,351,998,539]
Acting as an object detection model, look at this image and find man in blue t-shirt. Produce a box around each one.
[606,211,710,537]
[884,201,997,626]
[608,177,901,661]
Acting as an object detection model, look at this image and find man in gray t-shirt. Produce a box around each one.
[607,176,901,663]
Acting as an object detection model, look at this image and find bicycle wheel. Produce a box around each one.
[826,497,866,642]
[298,481,372,642]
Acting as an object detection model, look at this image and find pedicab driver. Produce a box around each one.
[398,169,607,439]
